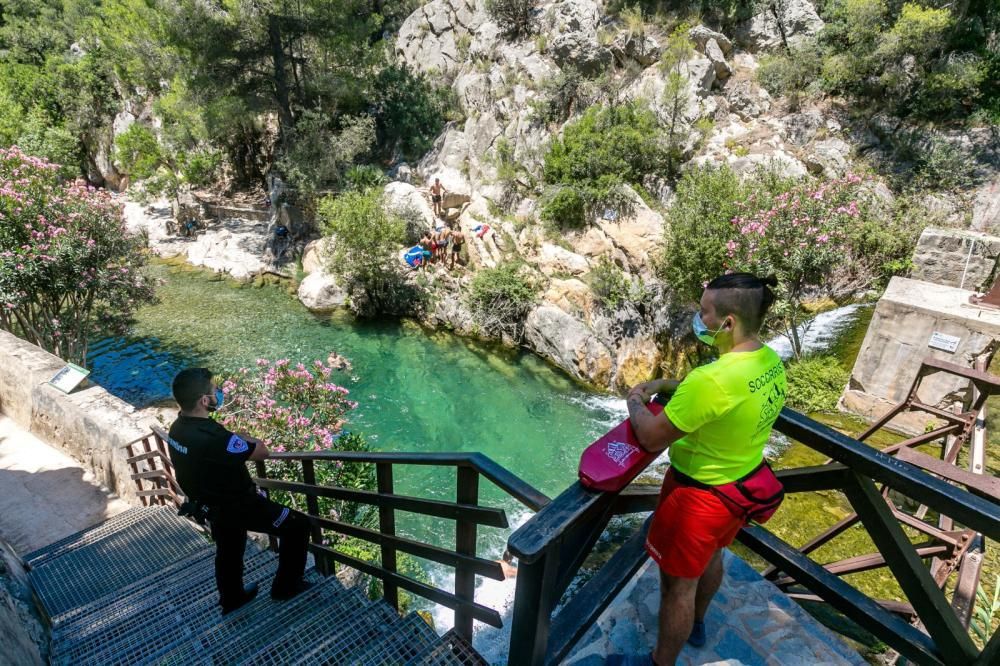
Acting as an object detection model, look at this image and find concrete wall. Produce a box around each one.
[0,330,148,504]
[910,227,1000,292]
[840,277,1000,434]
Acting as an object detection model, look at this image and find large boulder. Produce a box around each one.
[738,0,825,51]
[724,77,772,120]
[524,305,613,386]
[688,25,733,55]
[297,269,349,312]
[384,182,436,243]
[803,138,852,178]
[302,238,333,275]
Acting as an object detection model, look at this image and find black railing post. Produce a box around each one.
[254,460,278,552]
[454,466,479,640]
[301,459,332,575]
[507,546,562,666]
[377,463,399,611]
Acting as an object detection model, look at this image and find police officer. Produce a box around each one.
[168,367,311,614]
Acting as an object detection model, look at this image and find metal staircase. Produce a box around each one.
[26,506,485,666]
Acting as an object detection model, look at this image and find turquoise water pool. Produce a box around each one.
[89,262,626,514]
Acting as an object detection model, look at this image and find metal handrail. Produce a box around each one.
[267,450,551,511]
[505,407,1000,666]
[255,449,549,642]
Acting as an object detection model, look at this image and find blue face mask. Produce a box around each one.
[207,388,225,412]
[692,312,727,346]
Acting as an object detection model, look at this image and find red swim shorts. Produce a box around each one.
[645,467,744,578]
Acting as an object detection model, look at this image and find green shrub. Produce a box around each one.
[540,185,588,229]
[589,255,650,309]
[542,101,666,228]
[318,188,421,317]
[659,164,754,301]
[784,355,849,413]
[486,0,535,39]
[466,262,538,339]
[757,43,824,97]
[344,164,388,192]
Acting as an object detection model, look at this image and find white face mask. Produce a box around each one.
[692,312,727,346]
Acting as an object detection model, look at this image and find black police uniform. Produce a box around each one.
[167,415,309,610]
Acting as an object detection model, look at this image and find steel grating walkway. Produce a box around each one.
[27,505,488,665]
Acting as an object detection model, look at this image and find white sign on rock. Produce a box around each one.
[928,331,961,353]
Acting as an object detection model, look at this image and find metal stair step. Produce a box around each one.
[51,541,219,632]
[406,629,490,666]
[239,588,372,666]
[31,508,208,617]
[24,507,160,568]
[342,611,440,666]
[291,602,400,666]
[158,572,348,665]
[51,552,281,666]
[50,545,270,658]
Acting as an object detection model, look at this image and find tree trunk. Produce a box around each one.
[268,14,295,148]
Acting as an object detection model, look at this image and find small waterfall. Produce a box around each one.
[765,304,867,361]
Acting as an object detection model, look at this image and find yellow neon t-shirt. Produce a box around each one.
[664,345,786,485]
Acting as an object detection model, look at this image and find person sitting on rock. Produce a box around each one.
[183,218,199,237]
[430,178,446,218]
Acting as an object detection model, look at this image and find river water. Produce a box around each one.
[87,262,871,657]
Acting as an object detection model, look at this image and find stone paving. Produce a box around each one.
[565,551,866,666]
[0,414,130,555]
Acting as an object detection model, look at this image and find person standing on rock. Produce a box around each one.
[167,368,312,615]
[430,177,446,218]
[609,273,787,666]
[449,230,464,270]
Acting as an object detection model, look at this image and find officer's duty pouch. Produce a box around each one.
[178,500,211,526]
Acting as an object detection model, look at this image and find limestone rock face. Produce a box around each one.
[613,337,663,391]
[547,0,611,74]
[610,31,662,67]
[724,77,772,120]
[536,243,591,277]
[542,278,594,320]
[738,0,825,51]
[597,188,664,274]
[780,110,825,146]
[396,0,482,79]
[524,305,613,386]
[972,175,1000,235]
[704,39,732,79]
[297,270,349,311]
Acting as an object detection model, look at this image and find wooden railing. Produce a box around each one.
[253,450,549,642]
[505,407,1000,666]
[122,428,182,506]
